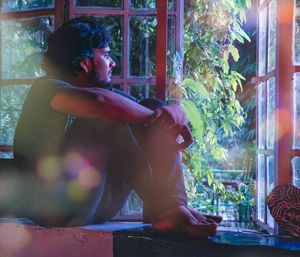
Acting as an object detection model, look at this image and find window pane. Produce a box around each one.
[130,0,176,10]
[1,0,54,12]
[119,191,143,216]
[129,84,155,100]
[76,0,122,8]
[129,16,175,78]
[129,17,157,77]
[267,0,277,72]
[258,83,266,149]
[258,7,267,76]
[257,154,266,222]
[292,156,300,188]
[0,85,30,150]
[1,16,54,80]
[293,73,300,149]
[266,155,275,228]
[294,0,300,64]
[260,0,266,5]
[266,77,275,150]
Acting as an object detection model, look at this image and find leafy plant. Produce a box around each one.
[173,0,254,221]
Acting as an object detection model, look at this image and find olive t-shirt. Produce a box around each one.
[13,77,74,166]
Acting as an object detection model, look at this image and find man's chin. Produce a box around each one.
[96,80,113,89]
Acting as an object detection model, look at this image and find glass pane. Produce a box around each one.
[119,191,143,215]
[1,16,54,80]
[260,0,266,5]
[129,16,175,78]
[0,85,30,147]
[294,0,300,64]
[257,154,266,222]
[129,17,157,77]
[293,73,300,149]
[129,84,156,100]
[76,0,122,8]
[267,0,277,72]
[258,7,267,76]
[266,155,275,196]
[292,157,300,187]
[258,83,266,149]
[267,78,275,149]
[266,155,275,228]
[130,0,176,10]
[2,0,54,12]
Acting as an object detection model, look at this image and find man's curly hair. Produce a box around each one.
[43,16,112,76]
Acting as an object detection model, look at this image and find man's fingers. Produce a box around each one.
[178,125,193,150]
[204,215,223,224]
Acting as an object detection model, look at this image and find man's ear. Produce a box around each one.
[79,59,93,73]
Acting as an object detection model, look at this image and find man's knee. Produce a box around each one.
[139,98,166,110]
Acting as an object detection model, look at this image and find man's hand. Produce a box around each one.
[144,105,193,150]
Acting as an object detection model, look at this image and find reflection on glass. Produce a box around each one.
[295,0,300,17]
[294,0,300,64]
[267,208,275,229]
[292,156,300,187]
[129,17,157,77]
[129,84,155,100]
[130,0,176,10]
[267,156,275,229]
[268,1,277,72]
[258,83,266,149]
[2,0,54,12]
[267,78,275,149]
[119,191,143,215]
[260,0,266,5]
[257,154,266,222]
[0,85,31,147]
[1,17,54,80]
[258,8,267,76]
[76,0,122,8]
[267,155,274,196]
[293,73,300,149]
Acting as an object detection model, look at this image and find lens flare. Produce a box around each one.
[63,153,87,177]
[276,108,292,141]
[37,156,61,181]
[67,181,89,202]
[78,166,100,188]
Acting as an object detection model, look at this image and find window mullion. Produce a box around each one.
[155,0,168,100]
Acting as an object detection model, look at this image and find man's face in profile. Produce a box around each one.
[91,46,116,85]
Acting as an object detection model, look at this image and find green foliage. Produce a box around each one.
[180,0,253,220]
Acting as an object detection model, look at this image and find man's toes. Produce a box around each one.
[186,223,217,237]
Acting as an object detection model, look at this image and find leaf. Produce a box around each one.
[182,100,204,141]
[183,78,210,98]
[228,44,240,62]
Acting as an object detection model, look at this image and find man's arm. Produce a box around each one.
[51,87,154,123]
[51,86,193,149]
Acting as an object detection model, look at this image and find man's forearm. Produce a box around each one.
[51,87,154,124]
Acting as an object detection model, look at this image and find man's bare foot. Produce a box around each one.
[152,205,222,237]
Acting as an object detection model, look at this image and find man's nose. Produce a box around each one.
[110,59,116,68]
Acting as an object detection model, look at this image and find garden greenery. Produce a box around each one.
[178,0,253,215]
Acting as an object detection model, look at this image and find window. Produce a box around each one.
[0,0,64,158]
[256,0,299,233]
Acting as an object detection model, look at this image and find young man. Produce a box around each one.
[13,16,222,237]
